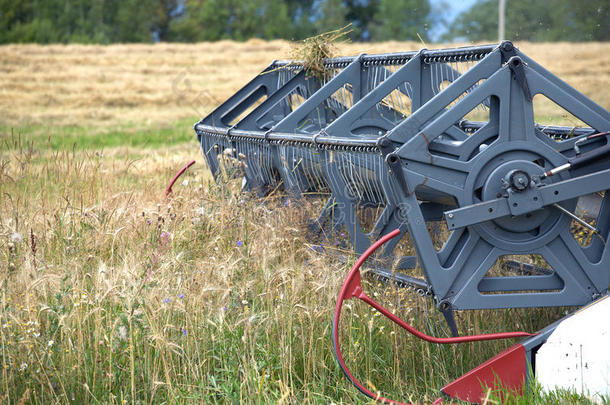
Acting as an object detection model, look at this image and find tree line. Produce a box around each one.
[0,0,607,44]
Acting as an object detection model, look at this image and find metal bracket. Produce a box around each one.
[507,56,532,101]
[379,136,411,197]
[506,186,543,216]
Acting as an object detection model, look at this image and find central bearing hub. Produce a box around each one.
[506,169,531,192]
[482,160,549,233]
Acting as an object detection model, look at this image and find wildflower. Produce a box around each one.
[178,294,185,300]
[284,200,290,207]
[182,179,189,186]
[160,231,172,241]
[118,326,128,341]
[182,328,187,336]
[19,362,28,371]
[236,240,243,247]
[241,300,248,305]
[163,298,171,304]
[221,306,227,311]
[47,340,54,347]
[10,232,22,243]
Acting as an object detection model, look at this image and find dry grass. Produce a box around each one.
[0,41,607,129]
[289,25,352,80]
[0,137,580,404]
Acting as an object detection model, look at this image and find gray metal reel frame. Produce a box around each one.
[382,43,610,310]
[195,48,472,258]
[195,42,609,314]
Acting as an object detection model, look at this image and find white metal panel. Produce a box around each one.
[536,295,610,399]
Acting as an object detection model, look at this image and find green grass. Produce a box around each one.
[0,116,200,151]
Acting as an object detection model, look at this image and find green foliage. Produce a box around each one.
[169,0,292,41]
[444,0,609,42]
[0,0,606,44]
[370,0,431,41]
[0,0,164,44]
[315,0,349,35]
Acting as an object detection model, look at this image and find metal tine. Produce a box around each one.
[297,148,308,192]
[372,154,385,204]
[342,153,354,200]
[375,66,381,112]
[268,145,278,187]
[431,61,437,95]
[341,153,360,201]
[355,153,366,203]
[355,153,369,203]
[367,154,380,204]
[351,154,365,202]
[359,153,370,203]
[290,146,301,189]
[309,147,325,192]
[247,142,257,184]
[366,154,379,204]
[261,144,269,185]
[299,148,309,191]
[355,154,369,203]
[255,144,265,186]
[306,147,318,191]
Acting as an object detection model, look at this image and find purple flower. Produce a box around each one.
[222,306,227,311]
[236,240,243,247]
[147,220,152,225]
[284,200,290,207]
[178,294,185,300]
[163,298,171,304]
[182,328,187,336]
[160,231,172,240]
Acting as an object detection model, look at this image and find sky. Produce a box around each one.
[429,0,479,41]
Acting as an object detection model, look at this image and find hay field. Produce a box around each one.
[0,41,608,404]
[0,40,608,130]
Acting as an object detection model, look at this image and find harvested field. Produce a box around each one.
[0,41,607,129]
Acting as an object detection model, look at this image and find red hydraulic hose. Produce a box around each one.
[165,160,196,197]
[332,228,537,404]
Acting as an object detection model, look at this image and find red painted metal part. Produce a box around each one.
[165,160,196,197]
[441,343,526,403]
[332,228,536,404]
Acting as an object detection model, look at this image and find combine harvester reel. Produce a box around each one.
[195,42,610,403]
